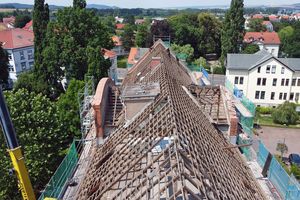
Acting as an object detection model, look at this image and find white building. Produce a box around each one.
[0,28,34,88]
[103,48,118,83]
[243,31,280,57]
[262,21,273,31]
[226,50,300,107]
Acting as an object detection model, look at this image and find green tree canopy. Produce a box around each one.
[0,89,67,199]
[278,26,293,53]
[248,18,267,32]
[240,43,260,54]
[170,43,194,65]
[73,0,86,10]
[121,25,135,51]
[14,14,31,28]
[135,23,148,47]
[146,20,174,47]
[0,42,9,85]
[271,101,299,124]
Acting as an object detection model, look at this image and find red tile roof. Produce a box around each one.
[0,22,7,27]
[262,21,270,25]
[253,15,263,19]
[244,32,280,44]
[111,36,121,46]
[135,19,145,23]
[3,16,15,24]
[295,14,300,18]
[23,20,33,30]
[116,24,125,29]
[0,28,34,49]
[102,48,116,58]
[127,47,138,64]
[280,15,290,19]
[268,16,277,20]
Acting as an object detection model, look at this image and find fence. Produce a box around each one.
[257,141,300,200]
[39,141,78,200]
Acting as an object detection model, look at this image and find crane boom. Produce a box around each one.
[0,88,35,200]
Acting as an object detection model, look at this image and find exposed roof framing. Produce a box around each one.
[75,41,267,200]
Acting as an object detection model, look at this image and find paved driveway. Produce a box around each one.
[253,126,300,157]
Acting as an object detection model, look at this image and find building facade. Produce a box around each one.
[111,36,125,56]
[226,50,300,107]
[0,28,34,88]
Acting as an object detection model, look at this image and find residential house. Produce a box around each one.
[111,36,125,56]
[135,19,145,25]
[294,14,300,20]
[253,14,263,19]
[280,15,290,20]
[243,31,280,57]
[103,48,118,83]
[116,24,125,30]
[269,15,280,22]
[3,16,15,25]
[244,19,250,30]
[23,20,33,31]
[127,47,148,71]
[262,21,273,31]
[0,28,34,88]
[0,23,7,32]
[226,50,300,107]
[115,17,123,23]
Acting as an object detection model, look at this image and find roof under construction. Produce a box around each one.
[75,40,266,200]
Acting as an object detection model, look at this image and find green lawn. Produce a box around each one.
[255,115,300,129]
[117,57,128,68]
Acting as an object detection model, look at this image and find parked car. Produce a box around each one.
[288,154,300,166]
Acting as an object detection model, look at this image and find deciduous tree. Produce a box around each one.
[271,101,299,124]
[14,14,31,28]
[170,44,194,65]
[248,18,267,32]
[121,25,135,51]
[135,23,148,47]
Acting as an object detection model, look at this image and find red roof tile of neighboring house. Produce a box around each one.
[295,14,300,18]
[111,36,121,46]
[262,21,270,25]
[0,22,7,27]
[127,47,138,64]
[0,28,34,49]
[3,16,15,24]
[102,48,116,58]
[268,16,277,20]
[244,32,280,44]
[280,15,290,19]
[23,20,33,30]
[135,19,145,23]
[116,18,122,21]
[116,24,125,29]
[253,15,263,19]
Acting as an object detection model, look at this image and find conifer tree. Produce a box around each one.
[73,0,86,10]
[221,0,245,61]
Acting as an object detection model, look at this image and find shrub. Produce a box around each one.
[213,66,224,74]
[271,101,299,124]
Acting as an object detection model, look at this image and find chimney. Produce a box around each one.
[152,57,161,71]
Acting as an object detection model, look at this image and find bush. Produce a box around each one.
[271,101,299,125]
[255,106,274,114]
[213,66,224,74]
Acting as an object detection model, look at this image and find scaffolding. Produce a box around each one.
[78,76,95,139]
[153,35,171,47]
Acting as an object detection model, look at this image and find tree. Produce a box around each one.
[146,20,174,47]
[170,44,194,65]
[73,0,86,10]
[121,25,135,51]
[278,26,293,53]
[14,14,31,28]
[221,0,245,60]
[0,89,68,199]
[276,142,288,165]
[128,14,135,25]
[0,42,9,85]
[240,43,260,54]
[146,9,151,16]
[248,18,267,32]
[57,78,85,139]
[271,101,299,124]
[284,21,300,58]
[135,23,148,47]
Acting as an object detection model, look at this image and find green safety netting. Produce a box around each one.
[188,66,201,72]
[176,54,186,61]
[242,94,255,116]
[225,79,234,93]
[127,63,134,71]
[240,114,254,138]
[237,135,251,159]
[39,141,78,200]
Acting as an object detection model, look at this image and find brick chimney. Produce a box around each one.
[152,57,161,71]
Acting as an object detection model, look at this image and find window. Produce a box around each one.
[290,92,294,100]
[273,78,277,86]
[258,66,261,73]
[292,78,296,86]
[262,78,267,86]
[281,79,285,86]
[10,65,14,72]
[283,93,287,100]
[298,79,300,86]
[281,67,285,74]
[296,93,299,101]
[21,62,26,71]
[279,93,283,100]
[239,77,244,84]
[266,65,270,73]
[260,91,265,99]
[286,79,289,86]
[257,78,261,85]
[235,77,238,84]
[8,54,12,60]
[255,91,260,99]
[27,50,33,59]
[20,51,24,60]
[271,65,276,73]
[271,49,275,55]
[271,92,275,100]
[29,62,34,68]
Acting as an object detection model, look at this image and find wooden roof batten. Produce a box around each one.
[75,40,267,200]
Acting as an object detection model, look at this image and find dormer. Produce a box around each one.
[249,37,254,41]
[259,37,264,41]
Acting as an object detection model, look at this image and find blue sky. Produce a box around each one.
[1,0,299,8]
